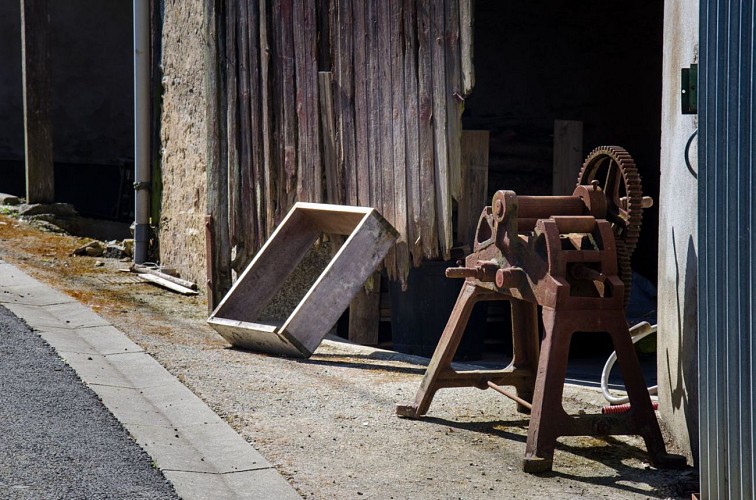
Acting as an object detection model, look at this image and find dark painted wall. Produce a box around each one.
[464,0,664,282]
[0,1,133,218]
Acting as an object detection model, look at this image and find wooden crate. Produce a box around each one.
[208,202,398,357]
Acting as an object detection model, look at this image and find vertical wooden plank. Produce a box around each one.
[317,0,331,71]
[332,0,358,206]
[272,0,297,211]
[430,0,452,260]
[246,0,265,250]
[377,0,396,278]
[20,0,54,204]
[293,0,322,203]
[234,0,255,269]
[226,0,241,251]
[416,0,438,260]
[259,0,276,235]
[366,0,382,210]
[205,0,232,302]
[552,120,583,195]
[390,0,409,284]
[456,130,489,247]
[318,72,341,205]
[348,272,381,345]
[353,0,371,207]
[403,0,422,266]
[445,0,463,203]
[459,0,474,95]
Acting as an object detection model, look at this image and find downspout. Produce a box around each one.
[133,0,150,264]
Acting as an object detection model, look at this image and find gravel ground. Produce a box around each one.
[0,215,699,499]
[0,305,179,500]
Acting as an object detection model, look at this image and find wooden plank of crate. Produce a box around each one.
[208,203,398,357]
[282,209,397,354]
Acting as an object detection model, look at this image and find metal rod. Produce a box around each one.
[487,381,533,410]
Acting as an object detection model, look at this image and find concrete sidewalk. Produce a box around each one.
[0,259,300,500]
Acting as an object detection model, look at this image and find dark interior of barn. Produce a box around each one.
[464,0,665,284]
[450,0,665,363]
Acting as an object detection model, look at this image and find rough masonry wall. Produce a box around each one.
[657,0,699,463]
[159,0,208,286]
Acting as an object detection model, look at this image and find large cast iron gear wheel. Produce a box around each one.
[576,146,644,305]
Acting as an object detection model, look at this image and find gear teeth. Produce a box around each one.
[577,146,645,306]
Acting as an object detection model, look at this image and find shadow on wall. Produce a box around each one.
[667,228,699,461]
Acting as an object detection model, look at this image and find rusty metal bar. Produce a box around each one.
[487,381,532,411]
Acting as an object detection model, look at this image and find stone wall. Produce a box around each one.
[158,0,209,286]
[656,0,699,463]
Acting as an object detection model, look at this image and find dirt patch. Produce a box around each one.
[0,215,698,499]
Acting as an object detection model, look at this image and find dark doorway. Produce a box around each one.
[463,0,664,284]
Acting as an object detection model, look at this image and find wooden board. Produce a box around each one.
[403,0,422,266]
[319,72,341,205]
[416,0,438,260]
[293,0,322,203]
[459,0,475,95]
[208,203,398,357]
[456,130,489,247]
[348,272,381,345]
[552,120,583,195]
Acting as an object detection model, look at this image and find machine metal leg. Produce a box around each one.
[397,282,537,418]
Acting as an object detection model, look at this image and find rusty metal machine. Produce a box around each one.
[397,146,685,473]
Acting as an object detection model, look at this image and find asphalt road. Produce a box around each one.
[0,305,179,500]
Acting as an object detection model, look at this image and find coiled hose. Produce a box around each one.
[600,321,658,406]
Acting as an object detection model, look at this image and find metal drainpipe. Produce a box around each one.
[133,0,150,264]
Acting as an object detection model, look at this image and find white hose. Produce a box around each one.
[601,322,658,405]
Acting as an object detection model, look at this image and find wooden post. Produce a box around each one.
[205,0,231,307]
[20,0,54,203]
[348,272,381,346]
[456,130,489,248]
[552,120,583,196]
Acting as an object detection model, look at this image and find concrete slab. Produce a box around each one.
[0,284,75,306]
[0,260,301,500]
[58,351,183,389]
[44,301,112,328]
[163,469,301,500]
[3,302,63,329]
[129,421,272,474]
[92,383,225,428]
[38,325,144,356]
